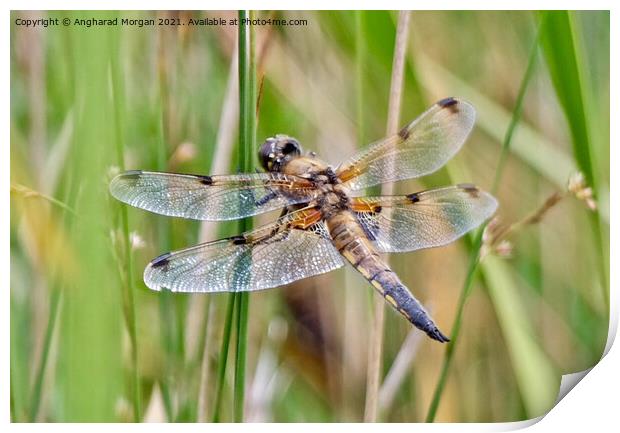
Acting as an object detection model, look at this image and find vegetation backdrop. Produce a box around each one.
[10,10,609,422]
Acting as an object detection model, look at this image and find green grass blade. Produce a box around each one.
[110,16,141,421]
[212,294,237,422]
[189,296,212,422]
[492,19,544,192]
[153,20,178,421]
[28,288,61,421]
[213,293,236,422]
[539,11,608,306]
[355,11,366,147]
[57,11,123,421]
[540,11,595,189]
[481,257,559,416]
[10,295,30,421]
[425,229,484,422]
[233,292,250,422]
[233,9,256,423]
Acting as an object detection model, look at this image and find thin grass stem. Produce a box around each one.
[363,10,410,423]
[212,294,237,422]
[28,288,61,421]
[425,17,545,423]
[211,10,258,421]
[491,36,542,192]
[10,184,77,217]
[233,292,249,422]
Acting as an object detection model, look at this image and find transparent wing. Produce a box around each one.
[336,97,476,191]
[143,208,344,292]
[351,184,497,253]
[109,170,317,221]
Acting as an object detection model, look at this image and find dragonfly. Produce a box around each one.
[110,97,498,343]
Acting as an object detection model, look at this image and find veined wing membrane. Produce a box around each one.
[336,98,476,191]
[352,184,497,253]
[144,207,344,292]
[109,170,316,221]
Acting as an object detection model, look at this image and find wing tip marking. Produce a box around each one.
[456,183,500,217]
[437,96,459,113]
[231,235,247,245]
[457,183,480,198]
[144,252,172,292]
[428,327,451,343]
[197,175,214,185]
[122,169,143,179]
[150,252,172,269]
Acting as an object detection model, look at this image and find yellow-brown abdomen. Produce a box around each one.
[327,211,450,343]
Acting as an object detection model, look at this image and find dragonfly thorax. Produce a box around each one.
[317,185,350,219]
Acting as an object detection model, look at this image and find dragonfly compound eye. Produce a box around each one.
[281,139,301,156]
[259,137,279,171]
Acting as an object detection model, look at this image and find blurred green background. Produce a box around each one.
[10,10,609,422]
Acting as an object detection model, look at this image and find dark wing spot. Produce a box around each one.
[458,183,480,197]
[406,192,421,203]
[197,175,213,185]
[374,205,382,213]
[437,97,459,113]
[151,252,172,268]
[398,125,411,140]
[123,170,143,179]
[231,235,247,245]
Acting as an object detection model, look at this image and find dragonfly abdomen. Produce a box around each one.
[356,255,450,343]
[327,210,450,342]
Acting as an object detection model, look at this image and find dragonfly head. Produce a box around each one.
[259,135,302,172]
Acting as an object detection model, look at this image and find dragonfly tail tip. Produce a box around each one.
[427,327,451,343]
